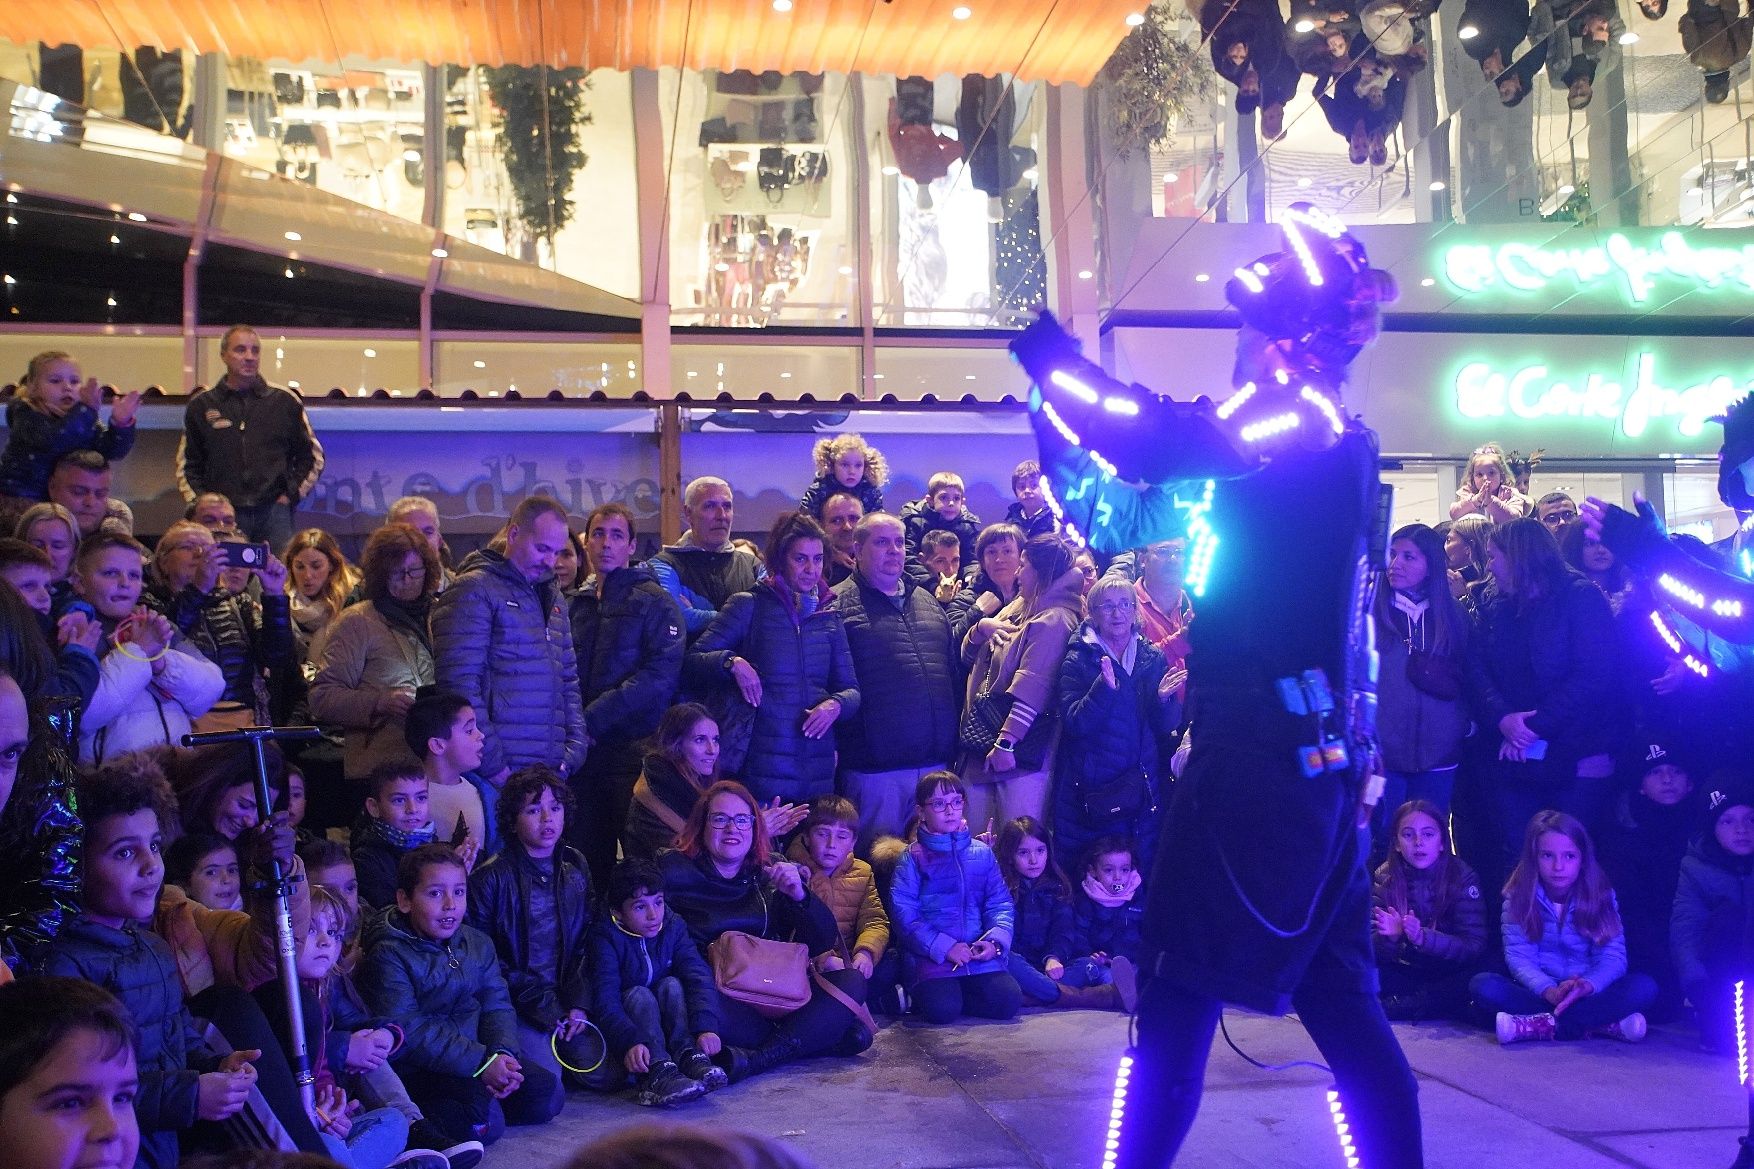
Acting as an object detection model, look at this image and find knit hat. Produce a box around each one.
[1706,782,1754,833]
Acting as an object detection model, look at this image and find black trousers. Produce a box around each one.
[397,1058,560,1147]
[1115,975,1423,1168]
[189,984,326,1156]
[716,969,867,1055]
[568,741,642,893]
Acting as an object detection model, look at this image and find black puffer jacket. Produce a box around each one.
[587,910,721,1053]
[1053,629,1179,852]
[357,908,520,1078]
[147,580,295,714]
[1467,574,1620,771]
[659,850,840,954]
[38,918,208,1169]
[1068,891,1145,961]
[1009,875,1074,967]
[432,547,587,779]
[685,580,860,805]
[569,565,684,746]
[0,399,135,499]
[467,842,594,1031]
[899,498,983,563]
[832,571,959,772]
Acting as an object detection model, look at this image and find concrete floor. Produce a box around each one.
[493,1009,1742,1168]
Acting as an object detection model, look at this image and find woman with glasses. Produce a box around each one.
[310,522,441,792]
[1051,576,1183,878]
[659,780,871,1082]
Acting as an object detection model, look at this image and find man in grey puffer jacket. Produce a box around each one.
[433,496,587,784]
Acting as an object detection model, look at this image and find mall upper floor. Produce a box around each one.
[0,0,1748,341]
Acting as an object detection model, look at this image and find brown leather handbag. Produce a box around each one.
[707,931,812,1018]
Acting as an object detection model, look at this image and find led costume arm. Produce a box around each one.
[1597,498,1754,646]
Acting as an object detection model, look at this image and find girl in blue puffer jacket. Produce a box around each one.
[1469,810,1657,1045]
[890,772,1022,1023]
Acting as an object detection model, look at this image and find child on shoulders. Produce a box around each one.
[588,858,725,1107]
[0,350,139,521]
[900,472,983,565]
[357,845,559,1149]
[799,433,888,517]
[1372,800,1487,1021]
[890,772,1021,1023]
[1004,460,1059,541]
[1469,810,1657,1044]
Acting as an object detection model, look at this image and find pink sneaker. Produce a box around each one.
[1589,1012,1647,1042]
[1495,1011,1557,1044]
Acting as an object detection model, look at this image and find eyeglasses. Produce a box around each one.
[1092,601,1135,614]
[389,565,427,582]
[708,813,755,830]
[925,797,965,813]
[1541,512,1578,527]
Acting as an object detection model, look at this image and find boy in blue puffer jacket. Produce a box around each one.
[588,858,725,1107]
[358,844,559,1149]
[890,771,1021,1024]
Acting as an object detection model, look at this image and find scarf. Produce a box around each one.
[374,595,432,652]
[356,814,435,852]
[1082,869,1142,909]
[767,577,825,625]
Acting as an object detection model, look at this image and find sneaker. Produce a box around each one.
[1590,1012,1648,1043]
[679,1048,729,1092]
[1111,956,1140,1015]
[407,1123,483,1169]
[1495,1011,1558,1045]
[636,1061,707,1107]
[390,1153,449,1169]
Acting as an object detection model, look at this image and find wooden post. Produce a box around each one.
[659,402,683,543]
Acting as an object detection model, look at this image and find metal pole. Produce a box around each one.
[183,725,322,1116]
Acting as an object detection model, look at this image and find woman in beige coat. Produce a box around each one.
[309,523,439,783]
[959,533,1083,830]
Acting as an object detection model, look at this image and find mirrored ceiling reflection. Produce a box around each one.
[1112,0,1751,234]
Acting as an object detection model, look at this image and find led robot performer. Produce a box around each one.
[1583,396,1754,1169]
[1008,204,1422,1169]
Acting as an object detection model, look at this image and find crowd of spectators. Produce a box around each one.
[1,341,1752,1169]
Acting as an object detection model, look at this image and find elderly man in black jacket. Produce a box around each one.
[832,512,960,851]
[569,502,685,889]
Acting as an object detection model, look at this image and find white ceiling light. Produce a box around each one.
[285,231,301,241]
[1125,12,1146,26]
[363,348,377,357]
[1194,273,1210,283]
[1295,18,1315,31]
[431,248,448,258]
[1458,24,1479,38]
[473,360,486,368]
[773,0,792,10]
[953,5,972,18]
[127,211,146,222]
[1429,180,1446,192]
[1619,30,1639,43]
[1077,269,1094,280]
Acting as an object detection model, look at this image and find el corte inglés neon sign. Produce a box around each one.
[1444,232,1754,302]
[1453,352,1750,441]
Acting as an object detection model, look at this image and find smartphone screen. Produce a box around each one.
[217,541,270,569]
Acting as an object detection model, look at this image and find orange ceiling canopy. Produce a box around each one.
[17,0,1145,86]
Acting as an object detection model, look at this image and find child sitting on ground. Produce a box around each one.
[467,767,606,1101]
[301,838,362,921]
[1065,836,1145,1011]
[900,472,982,565]
[1673,783,1754,1055]
[0,350,139,522]
[37,760,296,1168]
[588,858,726,1107]
[352,764,443,912]
[167,832,244,912]
[1371,800,1487,1021]
[996,817,1117,1010]
[1597,741,1698,1023]
[786,796,889,979]
[1004,460,1059,541]
[1469,810,1658,1044]
[890,771,1021,1024]
[256,884,440,1169]
[358,844,560,1148]
[0,976,141,1169]
[405,689,499,861]
[798,433,888,518]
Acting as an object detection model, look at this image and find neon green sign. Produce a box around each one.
[1443,232,1754,303]
[1453,352,1750,441]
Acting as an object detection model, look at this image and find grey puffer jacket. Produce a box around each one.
[432,548,586,778]
[685,580,860,805]
[309,599,434,781]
